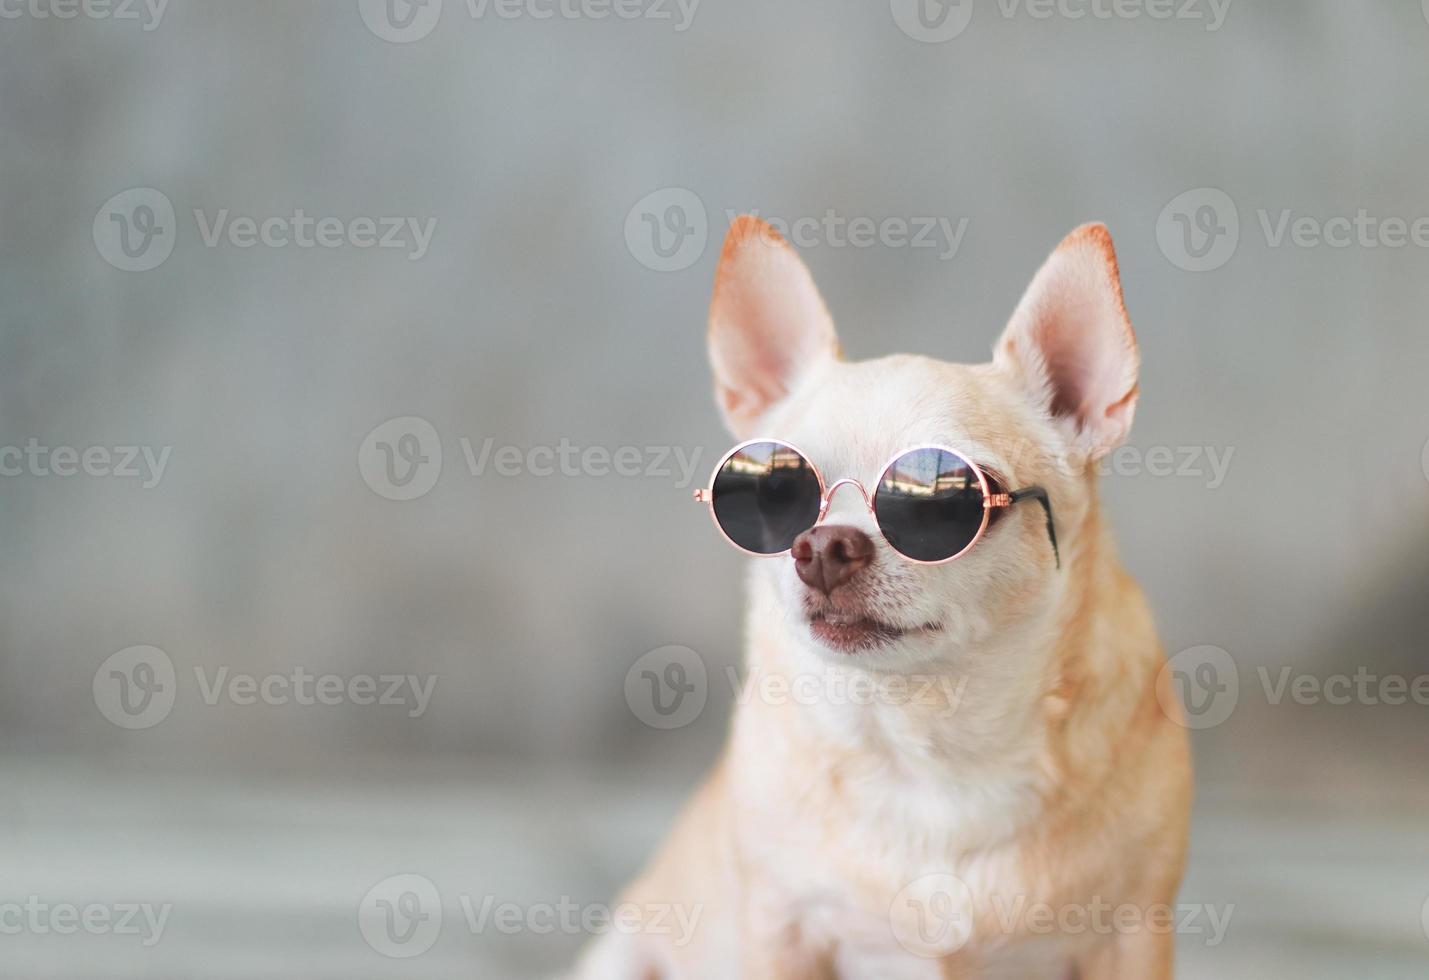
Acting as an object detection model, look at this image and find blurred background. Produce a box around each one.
[2,0,1428,976]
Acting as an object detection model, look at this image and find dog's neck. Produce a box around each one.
[732,512,1122,848]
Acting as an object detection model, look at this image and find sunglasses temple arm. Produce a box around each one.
[1009,486,1060,569]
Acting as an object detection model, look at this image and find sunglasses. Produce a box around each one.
[693,439,1059,568]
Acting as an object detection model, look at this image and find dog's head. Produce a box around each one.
[706,217,1139,669]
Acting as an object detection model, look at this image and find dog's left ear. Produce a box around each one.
[995,223,1140,461]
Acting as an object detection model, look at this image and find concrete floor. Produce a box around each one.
[3,712,1427,980]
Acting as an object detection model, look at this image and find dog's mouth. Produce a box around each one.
[806,606,943,654]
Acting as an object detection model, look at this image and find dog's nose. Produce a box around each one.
[792,525,874,595]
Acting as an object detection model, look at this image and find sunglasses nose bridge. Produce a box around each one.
[819,478,873,520]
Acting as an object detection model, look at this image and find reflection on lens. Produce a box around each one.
[873,447,986,562]
[711,441,822,555]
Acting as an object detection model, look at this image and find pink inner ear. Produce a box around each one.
[708,217,837,434]
[1031,295,1133,422]
[1002,224,1140,452]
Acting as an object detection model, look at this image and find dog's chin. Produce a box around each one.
[803,603,944,657]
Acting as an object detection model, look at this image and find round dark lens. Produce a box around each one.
[711,442,822,555]
[873,448,986,562]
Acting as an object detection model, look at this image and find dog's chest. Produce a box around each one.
[798,894,1078,979]
[832,940,1076,980]
[736,730,1071,971]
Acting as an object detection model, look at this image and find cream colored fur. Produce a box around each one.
[574,218,1192,979]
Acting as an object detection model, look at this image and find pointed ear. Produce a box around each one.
[708,216,840,438]
[994,223,1140,461]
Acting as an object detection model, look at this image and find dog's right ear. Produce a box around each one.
[708,216,839,439]
[994,223,1140,462]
